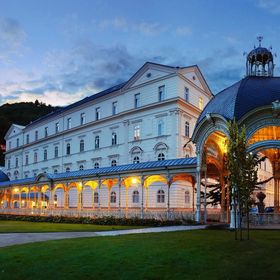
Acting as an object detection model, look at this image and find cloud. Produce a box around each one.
[97,17,167,36]
[0,17,26,64]
[257,0,280,14]
[175,26,192,36]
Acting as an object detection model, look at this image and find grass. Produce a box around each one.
[0,229,279,279]
[0,220,142,233]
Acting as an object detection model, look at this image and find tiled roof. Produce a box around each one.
[197,76,280,124]
[0,158,197,188]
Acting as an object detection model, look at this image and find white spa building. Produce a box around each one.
[1,62,212,219]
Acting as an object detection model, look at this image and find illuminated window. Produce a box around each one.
[158,85,165,101]
[132,190,139,203]
[199,97,203,110]
[134,125,140,141]
[185,121,190,137]
[157,190,165,203]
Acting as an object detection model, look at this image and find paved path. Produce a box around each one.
[0,225,206,248]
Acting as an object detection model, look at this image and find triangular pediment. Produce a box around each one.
[123,62,177,90]
[4,124,25,140]
[179,66,212,96]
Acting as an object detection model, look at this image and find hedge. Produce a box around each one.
[0,214,186,227]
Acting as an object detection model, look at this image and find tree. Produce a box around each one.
[226,120,259,240]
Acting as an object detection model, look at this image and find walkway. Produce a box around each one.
[0,225,206,248]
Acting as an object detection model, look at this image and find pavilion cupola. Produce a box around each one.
[246,36,275,77]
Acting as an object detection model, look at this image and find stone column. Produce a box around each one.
[118,176,122,215]
[274,178,279,213]
[141,175,145,219]
[195,165,201,223]
[167,173,171,220]
[98,178,101,210]
[64,187,69,209]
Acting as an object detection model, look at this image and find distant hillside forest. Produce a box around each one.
[0,100,57,166]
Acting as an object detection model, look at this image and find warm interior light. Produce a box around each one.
[132,178,137,184]
[14,188,19,193]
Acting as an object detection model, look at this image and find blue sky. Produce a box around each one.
[0,0,280,106]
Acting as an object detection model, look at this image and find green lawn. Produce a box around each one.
[0,229,279,280]
[0,220,141,233]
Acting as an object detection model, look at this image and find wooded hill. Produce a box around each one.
[0,101,57,165]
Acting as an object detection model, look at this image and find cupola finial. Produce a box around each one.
[257,35,263,47]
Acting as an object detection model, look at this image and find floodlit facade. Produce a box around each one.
[0,62,213,219]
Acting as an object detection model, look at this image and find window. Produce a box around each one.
[34,152,38,163]
[54,169,58,174]
[94,192,99,203]
[67,118,71,129]
[66,143,71,155]
[25,154,29,165]
[94,135,100,149]
[16,138,19,147]
[15,157,18,167]
[112,132,117,146]
[134,93,140,108]
[111,160,117,166]
[66,167,70,172]
[158,120,163,136]
[133,156,140,164]
[185,121,190,137]
[8,141,11,150]
[134,125,140,141]
[157,190,165,203]
[44,127,48,137]
[80,113,86,125]
[158,85,165,101]
[110,191,116,203]
[80,139,85,152]
[26,134,29,144]
[79,165,84,171]
[8,159,11,169]
[112,101,118,115]
[35,130,38,141]
[95,107,100,120]
[54,146,59,158]
[55,122,59,133]
[185,191,190,204]
[199,97,203,110]
[185,87,189,102]
[132,190,139,203]
[94,162,99,169]
[44,149,48,161]
[158,153,165,161]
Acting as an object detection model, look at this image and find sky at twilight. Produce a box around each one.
[0,0,280,106]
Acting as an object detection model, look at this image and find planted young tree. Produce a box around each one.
[226,120,259,240]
